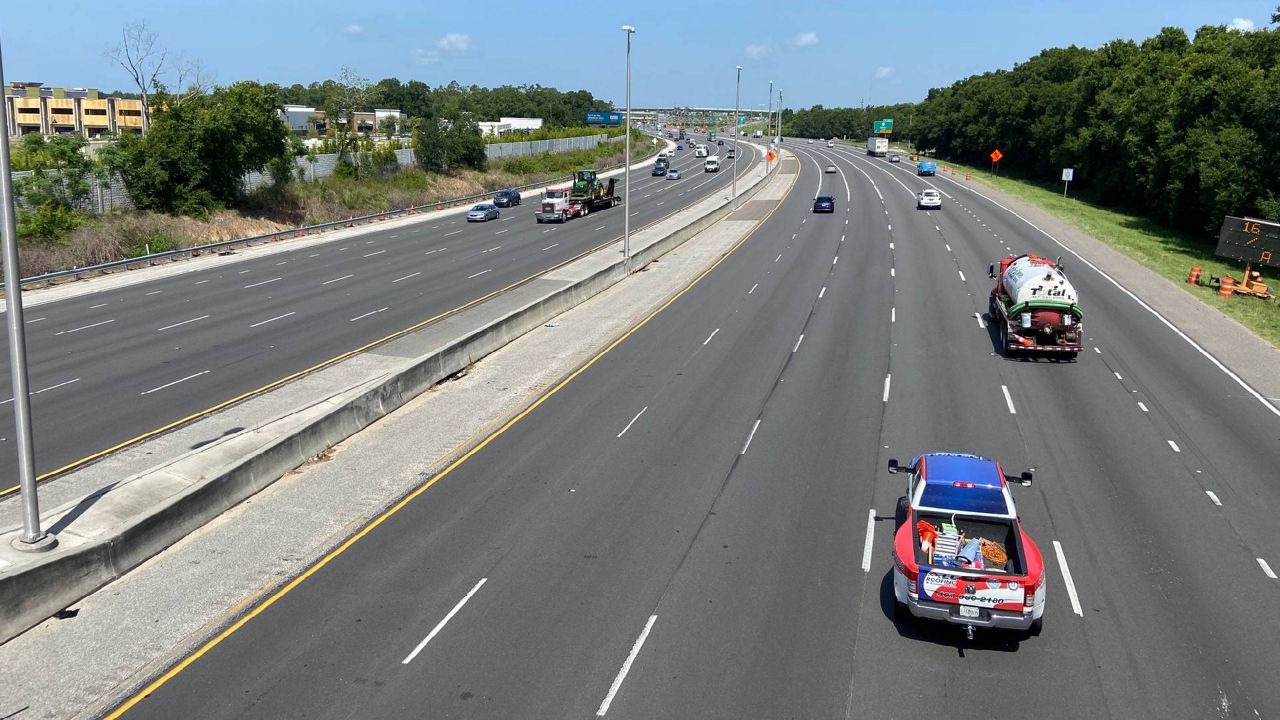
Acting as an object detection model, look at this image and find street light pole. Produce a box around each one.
[767,80,773,170]
[778,89,784,143]
[622,25,635,274]
[0,39,54,552]
[733,65,741,209]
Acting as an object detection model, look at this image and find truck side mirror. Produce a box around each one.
[988,264,996,279]
[1020,471,1033,487]
[887,458,900,474]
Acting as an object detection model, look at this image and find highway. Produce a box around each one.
[0,134,755,487]
[112,142,1279,718]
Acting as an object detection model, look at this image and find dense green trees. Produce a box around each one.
[13,134,101,241]
[907,23,1280,235]
[109,81,291,215]
[412,114,487,173]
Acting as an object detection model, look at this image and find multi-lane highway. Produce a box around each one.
[106,138,1280,718]
[0,135,755,488]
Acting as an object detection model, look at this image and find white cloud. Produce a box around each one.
[790,32,819,47]
[1228,17,1256,32]
[874,65,894,79]
[745,43,771,60]
[341,24,364,34]
[413,49,441,65]
[437,32,472,53]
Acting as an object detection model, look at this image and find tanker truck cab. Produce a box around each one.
[889,453,1045,639]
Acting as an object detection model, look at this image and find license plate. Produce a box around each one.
[958,605,981,619]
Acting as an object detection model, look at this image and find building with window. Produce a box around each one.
[5,82,146,139]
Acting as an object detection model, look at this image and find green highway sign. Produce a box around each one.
[738,114,747,126]
[873,118,894,134]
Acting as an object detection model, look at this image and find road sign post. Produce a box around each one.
[1062,168,1074,198]
[990,148,1004,175]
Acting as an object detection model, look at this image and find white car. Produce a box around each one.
[917,189,942,210]
[824,164,837,174]
[827,140,835,148]
[667,169,681,180]
[807,139,814,144]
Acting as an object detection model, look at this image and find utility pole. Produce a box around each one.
[767,80,773,170]
[0,39,55,552]
[622,25,635,274]
[733,65,741,209]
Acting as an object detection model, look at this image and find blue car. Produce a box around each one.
[917,161,937,176]
[813,195,835,213]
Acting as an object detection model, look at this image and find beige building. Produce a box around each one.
[5,82,147,139]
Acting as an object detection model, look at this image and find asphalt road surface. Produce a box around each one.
[0,133,755,485]
[113,141,1279,719]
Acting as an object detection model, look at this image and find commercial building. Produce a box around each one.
[5,82,145,139]
[279,105,404,136]
[477,117,544,137]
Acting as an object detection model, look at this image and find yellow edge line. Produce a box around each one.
[104,155,794,719]
[0,150,759,500]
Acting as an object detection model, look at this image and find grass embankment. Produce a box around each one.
[25,134,659,278]
[885,147,1280,348]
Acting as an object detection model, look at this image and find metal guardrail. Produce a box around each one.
[1,148,656,291]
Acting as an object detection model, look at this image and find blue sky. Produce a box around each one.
[3,0,1276,113]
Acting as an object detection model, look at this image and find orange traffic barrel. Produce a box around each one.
[1218,276,1236,298]
[1187,265,1202,285]
[965,173,972,180]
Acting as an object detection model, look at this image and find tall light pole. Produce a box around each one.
[732,65,741,209]
[622,24,635,274]
[767,80,773,170]
[0,39,54,552]
[777,89,784,144]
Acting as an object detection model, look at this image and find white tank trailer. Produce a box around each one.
[988,254,1083,357]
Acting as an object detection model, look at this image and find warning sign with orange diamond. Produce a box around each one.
[990,149,1004,163]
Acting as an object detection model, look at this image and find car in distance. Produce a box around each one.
[813,195,835,213]
[807,139,814,144]
[889,154,901,163]
[666,168,681,180]
[652,164,668,176]
[888,452,1045,638]
[827,140,835,148]
[917,189,942,210]
[717,139,724,145]
[492,189,521,207]
[917,160,938,176]
[824,164,837,174]
[726,149,736,159]
[467,203,499,222]
[676,144,684,150]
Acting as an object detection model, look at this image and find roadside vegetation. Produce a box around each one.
[8,22,634,278]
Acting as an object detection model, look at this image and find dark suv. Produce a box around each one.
[493,189,521,207]
[813,195,835,213]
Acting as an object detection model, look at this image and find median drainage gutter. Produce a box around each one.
[0,149,780,645]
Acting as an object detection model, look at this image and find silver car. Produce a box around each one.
[467,203,499,222]
[667,168,681,180]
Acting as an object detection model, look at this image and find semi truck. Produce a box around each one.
[867,136,889,156]
[988,254,1084,357]
[534,170,621,223]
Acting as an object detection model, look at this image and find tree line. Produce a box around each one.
[783,17,1280,237]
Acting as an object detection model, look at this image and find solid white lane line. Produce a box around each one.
[748,283,758,294]
[617,407,649,438]
[145,290,162,296]
[958,270,966,282]
[541,243,559,251]
[792,334,804,353]
[249,311,295,328]
[882,374,892,402]
[322,274,354,285]
[444,230,462,237]
[364,250,386,257]
[891,307,896,323]
[596,615,658,716]
[467,269,492,279]
[740,419,761,455]
[975,312,986,328]
[1259,558,1278,579]
[1205,491,1222,506]
[55,318,115,336]
[90,303,108,309]
[1137,402,1149,412]
[401,578,488,664]
[861,508,876,572]
[704,328,720,345]
[1002,385,1017,414]
[350,307,389,322]
[775,253,782,263]
[1168,440,1181,453]
[1053,540,1084,616]
[140,370,210,396]
[157,315,211,332]
[482,246,502,253]
[243,277,282,289]
[392,272,421,283]
[819,286,826,299]
[1,378,82,405]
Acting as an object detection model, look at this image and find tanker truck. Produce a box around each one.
[988,254,1084,357]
